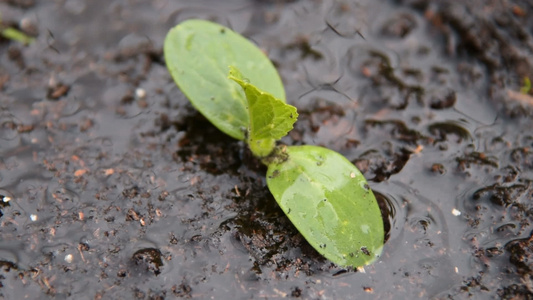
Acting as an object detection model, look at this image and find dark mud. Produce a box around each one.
[1,0,533,299]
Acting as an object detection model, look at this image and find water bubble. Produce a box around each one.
[360,224,370,234]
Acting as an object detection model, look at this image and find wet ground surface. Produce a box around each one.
[1,0,533,299]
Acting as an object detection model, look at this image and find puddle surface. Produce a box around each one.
[1,0,533,298]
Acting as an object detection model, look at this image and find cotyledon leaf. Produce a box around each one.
[266,145,384,267]
[164,19,286,140]
[229,66,298,157]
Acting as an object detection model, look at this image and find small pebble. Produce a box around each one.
[135,88,146,99]
[65,254,73,263]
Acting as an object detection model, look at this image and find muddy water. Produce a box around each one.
[1,0,532,299]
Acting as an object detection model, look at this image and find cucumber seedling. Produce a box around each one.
[164,19,384,267]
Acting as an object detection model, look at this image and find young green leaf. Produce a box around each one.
[266,145,384,267]
[229,66,298,157]
[1,27,34,45]
[164,19,286,140]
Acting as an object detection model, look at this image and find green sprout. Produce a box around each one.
[0,14,34,45]
[164,19,384,268]
[1,26,34,45]
[520,77,531,94]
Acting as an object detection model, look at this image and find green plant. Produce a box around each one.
[0,14,34,45]
[164,19,384,267]
[521,77,531,94]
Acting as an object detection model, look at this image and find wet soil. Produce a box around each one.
[1,0,533,299]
